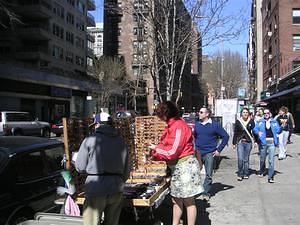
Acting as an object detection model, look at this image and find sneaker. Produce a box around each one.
[244,176,249,179]
[268,179,274,183]
[258,174,264,178]
[237,176,243,181]
[287,141,293,144]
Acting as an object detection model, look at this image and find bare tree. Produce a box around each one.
[0,0,20,28]
[91,56,127,108]
[203,50,246,99]
[121,0,246,105]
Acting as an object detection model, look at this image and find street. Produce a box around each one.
[148,134,300,225]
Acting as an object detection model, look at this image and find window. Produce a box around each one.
[76,0,85,14]
[53,2,64,19]
[52,45,63,59]
[52,24,64,39]
[6,113,31,122]
[43,146,64,174]
[133,27,146,36]
[66,31,74,44]
[66,12,74,25]
[293,35,300,51]
[87,57,93,66]
[66,51,74,63]
[76,56,84,66]
[75,36,84,49]
[67,0,75,6]
[75,18,85,31]
[293,9,300,24]
[293,60,300,69]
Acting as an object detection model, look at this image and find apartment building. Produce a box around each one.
[87,23,104,58]
[250,0,300,131]
[247,0,263,103]
[103,0,203,114]
[0,0,96,122]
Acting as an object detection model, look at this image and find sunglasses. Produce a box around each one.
[264,112,270,115]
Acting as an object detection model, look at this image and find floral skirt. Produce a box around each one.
[170,155,204,198]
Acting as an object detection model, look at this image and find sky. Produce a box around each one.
[91,0,252,58]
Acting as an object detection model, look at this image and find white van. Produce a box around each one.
[0,111,51,137]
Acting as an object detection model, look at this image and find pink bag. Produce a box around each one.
[65,195,81,216]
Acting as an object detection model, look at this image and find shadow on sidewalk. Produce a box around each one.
[210,182,234,197]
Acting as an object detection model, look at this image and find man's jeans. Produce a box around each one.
[260,142,275,180]
[237,142,252,177]
[201,152,214,196]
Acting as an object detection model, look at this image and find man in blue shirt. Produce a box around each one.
[194,107,229,200]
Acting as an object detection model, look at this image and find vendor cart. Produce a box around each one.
[58,116,170,222]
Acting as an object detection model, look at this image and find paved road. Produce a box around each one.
[151,134,300,225]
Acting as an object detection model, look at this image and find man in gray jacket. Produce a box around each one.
[75,112,130,225]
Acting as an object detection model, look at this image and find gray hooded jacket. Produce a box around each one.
[75,124,130,198]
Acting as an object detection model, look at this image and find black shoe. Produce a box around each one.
[287,141,293,144]
[268,179,274,183]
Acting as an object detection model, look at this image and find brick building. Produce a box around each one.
[103,0,203,114]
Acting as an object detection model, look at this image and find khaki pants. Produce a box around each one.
[83,193,123,225]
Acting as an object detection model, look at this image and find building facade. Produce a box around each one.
[248,0,263,103]
[87,22,103,58]
[0,0,97,123]
[250,0,300,131]
[103,0,203,114]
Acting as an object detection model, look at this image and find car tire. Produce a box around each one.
[42,128,51,138]
[12,129,22,136]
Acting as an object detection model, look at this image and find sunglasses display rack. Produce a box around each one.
[62,116,170,208]
[62,117,93,194]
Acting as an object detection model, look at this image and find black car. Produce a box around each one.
[51,121,63,137]
[0,136,65,225]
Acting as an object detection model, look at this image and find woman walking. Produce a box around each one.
[148,101,203,225]
[232,108,256,181]
[276,106,290,160]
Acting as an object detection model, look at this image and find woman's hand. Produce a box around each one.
[148,144,156,150]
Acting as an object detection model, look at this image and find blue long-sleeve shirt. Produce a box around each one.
[194,119,229,156]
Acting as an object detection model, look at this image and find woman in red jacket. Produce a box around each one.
[149,101,203,225]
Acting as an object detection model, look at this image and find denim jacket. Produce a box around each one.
[253,118,282,146]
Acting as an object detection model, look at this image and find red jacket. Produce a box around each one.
[152,118,195,161]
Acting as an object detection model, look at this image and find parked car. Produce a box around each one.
[0,111,51,137]
[115,110,140,118]
[0,136,65,225]
[51,121,63,137]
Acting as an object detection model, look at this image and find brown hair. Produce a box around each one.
[155,101,179,121]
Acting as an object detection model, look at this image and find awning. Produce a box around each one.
[264,85,300,101]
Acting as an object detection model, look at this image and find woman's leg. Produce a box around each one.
[172,197,184,225]
[244,143,252,177]
[237,143,244,178]
[183,197,197,225]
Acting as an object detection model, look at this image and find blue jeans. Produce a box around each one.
[237,142,252,177]
[201,152,214,196]
[260,143,275,179]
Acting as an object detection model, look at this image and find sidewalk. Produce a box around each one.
[197,134,300,225]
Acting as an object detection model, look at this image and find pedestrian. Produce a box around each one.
[254,107,264,122]
[194,107,229,200]
[232,108,256,181]
[286,107,295,144]
[148,101,203,225]
[253,108,281,183]
[275,106,290,160]
[75,112,130,225]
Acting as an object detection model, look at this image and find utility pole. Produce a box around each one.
[220,40,224,99]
